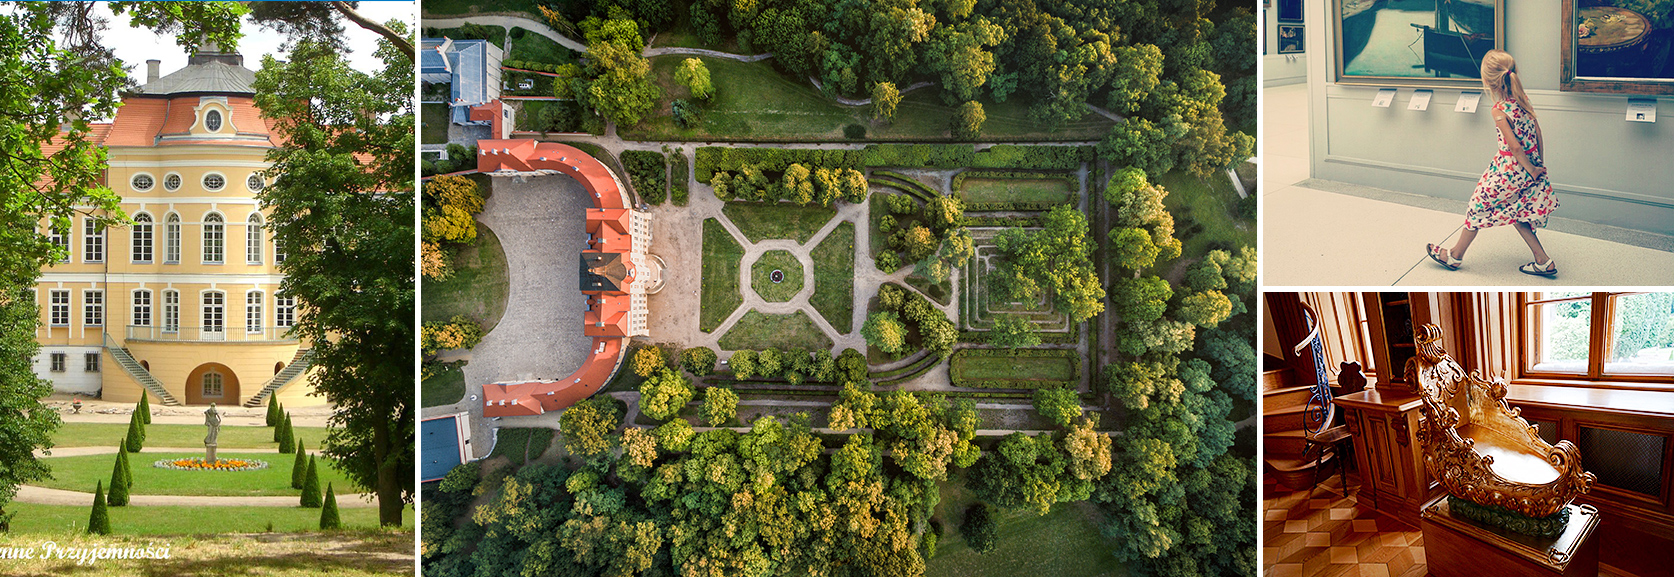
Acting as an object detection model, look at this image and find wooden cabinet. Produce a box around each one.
[1334,387,1443,527]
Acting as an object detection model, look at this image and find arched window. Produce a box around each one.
[164,213,181,264]
[161,290,180,333]
[201,291,224,336]
[202,370,223,397]
[202,213,223,264]
[246,290,263,334]
[131,213,153,263]
[205,109,222,132]
[246,213,263,264]
[132,289,152,327]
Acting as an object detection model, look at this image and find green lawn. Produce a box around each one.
[489,427,555,465]
[722,202,835,243]
[36,452,355,497]
[507,28,577,65]
[950,355,1076,382]
[700,218,744,333]
[4,503,411,535]
[421,223,510,331]
[905,272,952,306]
[750,250,804,302]
[717,310,834,352]
[422,102,449,145]
[621,56,1116,142]
[422,365,466,408]
[959,178,1073,204]
[925,470,1127,577]
[51,422,324,450]
[1157,169,1256,272]
[810,223,855,334]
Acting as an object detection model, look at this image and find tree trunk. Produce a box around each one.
[373,416,402,526]
[330,1,415,59]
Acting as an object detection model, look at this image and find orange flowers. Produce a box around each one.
[153,457,268,471]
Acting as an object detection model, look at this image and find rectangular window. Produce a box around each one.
[1521,292,1675,385]
[165,217,181,264]
[83,218,103,263]
[83,290,103,327]
[132,290,152,327]
[274,235,286,264]
[202,291,224,334]
[275,295,295,328]
[162,290,180,333]
[48,223,69,263]
[48,290,70,326]
[84,352,100,372]
[246,291,263,333]
[247,220,263,264]
[131,215,153,263]
[49,353,65,372]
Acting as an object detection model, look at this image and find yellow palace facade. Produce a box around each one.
[32,48,322,408]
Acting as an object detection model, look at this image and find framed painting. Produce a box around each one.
[1278,0,1304,23]
[1279,25,1305,54]
[1334,0,1505,88]
[1561,1,1673,94]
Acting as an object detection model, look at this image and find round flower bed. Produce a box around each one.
[153,457,269,472]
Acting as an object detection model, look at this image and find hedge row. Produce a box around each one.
[963,215,1043,227]
[860,144,1095,169]
[503,60,574,74]
[620,150,667,205]
[696,147,862,182]
[868,177,934,203]
[878,358,942,387]
[956,331,1078,345]
[871,171,941,200]
[966,201,1060,212]
[951,170,1078,192]
[866,351,934,380]
[672,153,690,206]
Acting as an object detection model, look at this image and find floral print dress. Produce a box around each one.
[1464,99,1556,230]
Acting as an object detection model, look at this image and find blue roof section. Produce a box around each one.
[420,38,450,76]
[421,416,463,482]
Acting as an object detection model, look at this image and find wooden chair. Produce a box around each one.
[1408,323,1596,518]
[1294,307,1356,496]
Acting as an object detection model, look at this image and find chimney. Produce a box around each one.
[146,60,160,83]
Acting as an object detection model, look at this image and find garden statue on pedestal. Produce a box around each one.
[204,404,222,464]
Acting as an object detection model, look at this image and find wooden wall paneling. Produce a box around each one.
[1268,293,1316,384]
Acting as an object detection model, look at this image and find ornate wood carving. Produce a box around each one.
[1409,324,1598,518]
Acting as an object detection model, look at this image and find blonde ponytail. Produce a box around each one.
[1480,49,1536,119]
[1506,68,1537,119]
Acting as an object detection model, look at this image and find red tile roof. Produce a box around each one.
[482,337,624,417]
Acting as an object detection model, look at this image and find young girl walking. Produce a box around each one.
[1427,49,1559,276]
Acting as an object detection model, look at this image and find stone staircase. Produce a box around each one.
[103,335,181,406]
[243,348,314,407]
[1261,367,1338,491]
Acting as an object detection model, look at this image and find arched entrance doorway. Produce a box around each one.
[185,362,241,406]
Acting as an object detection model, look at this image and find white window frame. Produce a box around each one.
[162,172,182,192]
[164,213,182,264]
[48,290,70,327]
[130,172,155,192]
[275,294,295,328]
[82,289,103,327]
[132,289,152,327]
[202,172,226,192]
[48,222,69,263]
[201,290,225,337]
[246,213,263,264]
[131,212,153,263]
[204,109,223,133]
[162,289,180,333]
[247,173,264,192]
[245,290,264,334]
[202,213,224,264]
[83,217,103,263]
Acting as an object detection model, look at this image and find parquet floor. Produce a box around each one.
[1261,474,1428,577]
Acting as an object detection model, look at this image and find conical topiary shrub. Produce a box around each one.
[292,440,308,489]
[267,395,280,427]
[319,483,341,530]
[299,455,321,508]
[278,414,295,452]
[88,481,110,535]
[138,394,151,425]
[120,439,133,488]
[273,408,284,442]
[108,446,130,507]
[125,412,144,452]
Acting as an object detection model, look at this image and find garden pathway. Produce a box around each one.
[643,46,772,62]
[13,485,378,508]
[423,15,588,53]
[814,79,937,106]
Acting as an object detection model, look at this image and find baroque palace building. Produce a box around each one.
[32,47,321,408]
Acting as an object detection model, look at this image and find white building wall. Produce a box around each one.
[35,346,105,395]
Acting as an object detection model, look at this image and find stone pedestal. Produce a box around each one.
[1421,494,1600,577]
[205,443,217,464]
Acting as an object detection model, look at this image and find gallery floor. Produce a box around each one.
[1260,83,1673,287]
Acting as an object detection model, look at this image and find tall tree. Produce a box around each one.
[255,24,415,526]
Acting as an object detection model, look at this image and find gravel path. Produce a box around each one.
[424,15,588,53]
[643,46,772,62]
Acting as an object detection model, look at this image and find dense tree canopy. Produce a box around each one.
[987,206,1105,323]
